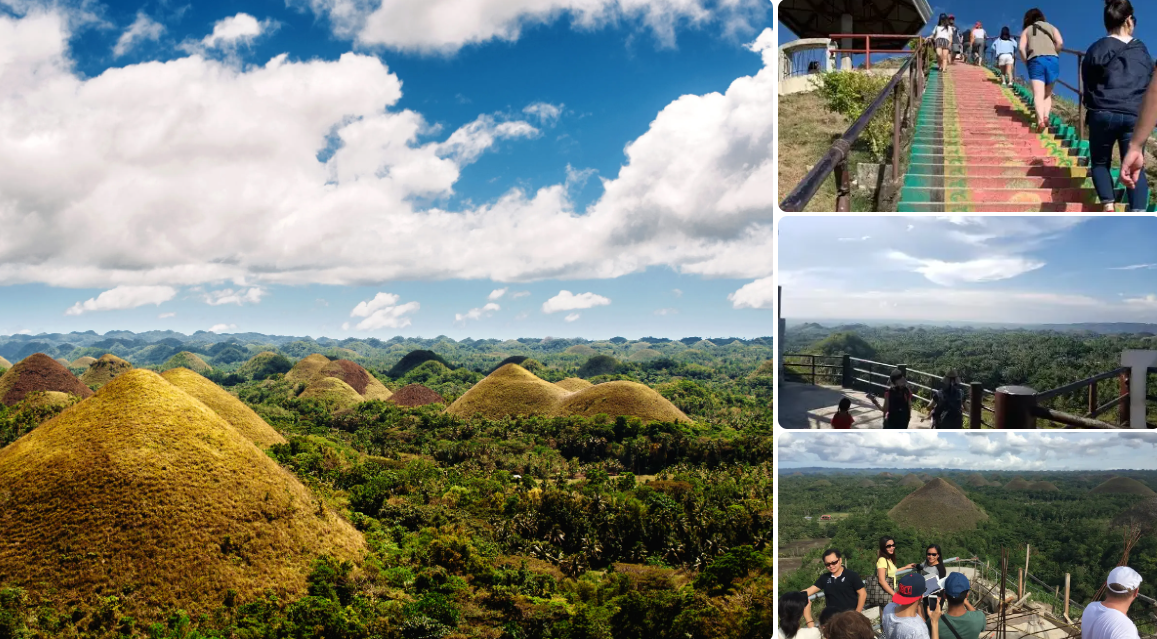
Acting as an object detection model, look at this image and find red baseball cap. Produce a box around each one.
[893,573,927,605]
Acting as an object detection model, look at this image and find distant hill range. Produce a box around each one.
[787,320,1157,335]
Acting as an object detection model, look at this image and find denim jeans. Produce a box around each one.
[1088,109,1149,210]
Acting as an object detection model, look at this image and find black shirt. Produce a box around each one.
[814,568,866,613]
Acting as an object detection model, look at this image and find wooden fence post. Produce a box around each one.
[1019,568,1024,600]
[995,386,1037,429]
[842,354,853,388]
[1064,573,1071,619]
[1088,381,1098,417]
[970,382,984,428]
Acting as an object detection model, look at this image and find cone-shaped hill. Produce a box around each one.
[163,351,212,374]
[388,384,444,407]
[813,479,832,487]
[889,478,989,532]
[565,345,597,356]
[553,381,692,423]
[70,356,98,368]
[0,356,11,369]
[1028,481,1060,492]
[0,370,363,618]
[1112,497,1157,533]
[1091,477,1157,496]
[17,390,75,410]
[966,474,989,487]
[858,479,877,488]
[311,360,392,401]
[387,350,451,378]
[1005,478,1033,491]
[749,359,774,379]
[0,354,94,406]
[80,354,133,390]
[54,357,72,368]
[161,368,286,448]
[899,474,924,487]
[299,376,365,409]
[555,377,594,392]
[878,472,895,478]
[446,364,570,419]
[285,354,332,384]
[237,351,293,380]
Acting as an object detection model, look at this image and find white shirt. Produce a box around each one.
[933,26,953,41]
[882,603,931,639]
[972,28,987,41]
[1111,34,1135,44]
[1082,602,1140,639]
[777,627,822,639]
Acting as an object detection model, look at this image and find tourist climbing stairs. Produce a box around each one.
[899,63,1119,212]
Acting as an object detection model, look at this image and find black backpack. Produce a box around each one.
[935,384,964,429]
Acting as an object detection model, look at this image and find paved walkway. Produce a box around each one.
[778,382,933,429]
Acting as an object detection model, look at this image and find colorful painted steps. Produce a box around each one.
[897,64,1105,212]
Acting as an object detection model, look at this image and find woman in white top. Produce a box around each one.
[778,591,822,639]
[929,14,954,72]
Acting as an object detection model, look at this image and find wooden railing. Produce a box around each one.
[779,37,928,212]
[995,367,1132,429]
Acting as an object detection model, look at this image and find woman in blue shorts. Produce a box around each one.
[1018,8,1064,129]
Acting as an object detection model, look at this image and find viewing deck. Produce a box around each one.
[777,382,933,429]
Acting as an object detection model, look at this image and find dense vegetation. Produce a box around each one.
[779,472,1157,629]
[0,336,773,639]
[783,324,1157,424]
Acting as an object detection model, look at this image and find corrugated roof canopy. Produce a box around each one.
[780,0,932,48]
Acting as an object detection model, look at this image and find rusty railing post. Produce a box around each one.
[866,35,872,70]
[892,82,902,185]
[970,382,984,429]
[842,354,853,388]
[995,386,1038,429]
[834,158,851,212]
[1119,371,1130,427]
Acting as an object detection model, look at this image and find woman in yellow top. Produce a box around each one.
[875,536,917,599]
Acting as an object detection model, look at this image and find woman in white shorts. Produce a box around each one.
[930,14,953,72]
[991,26,1018,85]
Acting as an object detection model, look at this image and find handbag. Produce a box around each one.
[864,569,892,608]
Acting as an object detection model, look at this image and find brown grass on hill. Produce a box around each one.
[555,377,594,392]
[299,376,365,409]
[17,391,76,410]
[749,360,774,379]
[899,474,924,487]
[565,345,597,356]
[779,90,877,212]
[388,384,444,407]
[0,356,11,369]
[161,368,286,448]
[310,360,392,400]
[286,354,331,383]
[0,369,364,621]
[627,348,663,362]
[80,354,133,390]
[553,381,692,423]
[966,474,989,487]
[445,364,570,419]
[0,354,94,406]
[1091,477,1157,496]
[888,478,989,532]
[878,472,895,478]
[54,357,72,369]
[1028,481,1060,492]
[164,351,212,374]
[70,356,98,368]
[858,479,876,488]
[1004,478,1032,490]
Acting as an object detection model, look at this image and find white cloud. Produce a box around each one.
[348,292,419,330]
[1111,264,1157,270]
[65,285,176,315]
[564,312,580,322]
[837,236,870,242]
[113,12,165,57]
[511,291,531,299]
[523,102,562,125]
[158,312,176,318]
[1125,294,1157,308]
[455,302,500,322]
[204,287,265,306]
[729,276,772,309]
[202,13,269,48]
[672,288,683,297]
[209,323,236,332]
[886,251,1045,287]
[307,0,767,53]
[488,287,508,301]
[515,311,529,320]
[543,290,611,313]
[654,307,678,315]
[15,329,32,335]
[0,14,770,291]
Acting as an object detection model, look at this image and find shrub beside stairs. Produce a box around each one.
[898,64,1132,212]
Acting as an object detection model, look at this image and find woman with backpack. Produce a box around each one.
[869,369,913,429]
[991,27,1018,85]
[929,14,954,72]
[1083,0,1152,212]
[1019,8,1065,130]
[930,370,966,429]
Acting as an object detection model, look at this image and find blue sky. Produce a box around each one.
[0,0,773,339]
[779,216,1157,324]
[779,431,1157,470]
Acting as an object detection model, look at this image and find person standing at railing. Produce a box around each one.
[868,537,919,612]
[1019,8,1064,130]
[1081,567,1143,639]
[970,23,987,65]
[802,548,868,625]
[930,371,966,429]
[930,14,954,72]
[1082,0,1152,212]
[992,28,1018,85]
[938,573,986,639]
[868,369,913,429]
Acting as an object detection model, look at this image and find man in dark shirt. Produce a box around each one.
[802,548,867,624]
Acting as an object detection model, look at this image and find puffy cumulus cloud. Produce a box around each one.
[0,14,771,291]
[65,285,176,315]
[543,290,611,313]
[201,13,271,49]
[1125,294,1157,308]
[204,287,265,306]
[729,275,772,309]
[455,302,500,322]
[887,252,1045,286]
[564,312,581,322]
[488,287,508,301]
[113,12,165,57]
[523,102,562,126]
[209,323,236,332]
[307,0,767,53]
[346,292,420,330]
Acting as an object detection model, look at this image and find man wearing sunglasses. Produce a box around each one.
[802,548,867,626]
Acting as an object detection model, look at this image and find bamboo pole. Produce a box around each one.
[1064,573,1071,622]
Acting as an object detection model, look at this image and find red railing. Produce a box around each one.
[828,33,920,70]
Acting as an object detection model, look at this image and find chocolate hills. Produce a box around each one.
[888,478,989,532]
[899,474,924,488]
[0,354,94,406]
[1005,478,1033,491]
[285,354,332,384]
[553,381,691,423]
[237,351,293,380]
[555,377,594,392]
[70,356,98,368]
[565,345,598,356]
[299,376,365,409]
[0,369,363,619]
[966,474,989,487]
[387,350,452,378]
[0,356,11,369]
[388,384,445,407]
[54,357,71,368]
[161,368,286,448]
[858,479,876,488]
[1091,477,1157,496]
[311,360,392,401]
[163,351,212,374]
[1028,481,1060,492]
[79,354,132,390]
[445,364,569,419]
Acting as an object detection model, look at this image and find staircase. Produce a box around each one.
[899,63,1109,212]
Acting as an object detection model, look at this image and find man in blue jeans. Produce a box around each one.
[1083,0,1152,211]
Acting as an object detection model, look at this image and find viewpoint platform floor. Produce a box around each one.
[777,382,933,430]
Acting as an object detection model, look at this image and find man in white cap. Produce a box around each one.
[1082,567,1143,639]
